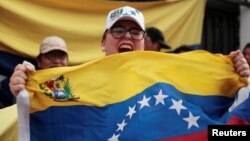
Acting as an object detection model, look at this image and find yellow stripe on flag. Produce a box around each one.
[25,51,247,113]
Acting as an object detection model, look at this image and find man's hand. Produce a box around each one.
[229,50,250,77]
[9,61,35,97]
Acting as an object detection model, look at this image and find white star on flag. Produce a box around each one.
[138,95,151,109]
[154,89,168,105]
[169,99,187,115]
[108,134,120,141]
[126,105,136,119]
[116,119,127,131]
[183,111,200,129]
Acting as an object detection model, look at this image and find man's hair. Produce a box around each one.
[145,27,171,49]
[244,43,250,48]
[173,45,193,53]
[243,43,250,52]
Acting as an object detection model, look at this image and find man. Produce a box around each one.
[9,35,69,96]
[243,43,250,66]
[144,27,171,51]
[9,6,250,97]
[101,6,145,55]
[36,36,68,69]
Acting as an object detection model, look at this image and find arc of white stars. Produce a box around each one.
[116,119,127,132]
[108,133,120,141]
[126,105,136,119]
[137,95,151,109]
[154,89,168,105]
[169,99,187,115]
[183,111,200,129]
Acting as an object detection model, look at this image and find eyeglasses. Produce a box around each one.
[42,51,68,60]
[108,26,145,40]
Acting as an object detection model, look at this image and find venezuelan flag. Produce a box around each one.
[17,51,249,141]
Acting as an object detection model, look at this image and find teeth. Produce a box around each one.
[119,44,133,53]
[119,48,132,53]
[120,44,132,49]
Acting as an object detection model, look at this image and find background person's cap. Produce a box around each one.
[105,6,145,30]
[146,27,171,49]
[40,36,68,54]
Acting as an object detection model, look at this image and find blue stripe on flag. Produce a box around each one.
[30,82,240,141]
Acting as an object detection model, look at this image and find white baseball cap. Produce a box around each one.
[105,6,145,30]
[40,36,68,54]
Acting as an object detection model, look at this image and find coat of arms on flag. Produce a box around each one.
[39,75,79,101]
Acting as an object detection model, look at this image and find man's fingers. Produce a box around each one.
[23,60,35,72]
[229,50,240,58]
[234,57,248,68]
[235,63,250,76]
[239,70,250,77]
[11,84,25,97]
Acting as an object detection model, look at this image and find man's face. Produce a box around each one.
[38,50,69,69]
[102,20,145,56]
[144,36,161,51]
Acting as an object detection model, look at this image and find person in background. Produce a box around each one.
[9,35,69,97]
[0,78,14,108]
[0,53,36,108]
[144,27,171,51]
[36,36,69,69]
[243,43,250,66]
[9,6,250,97]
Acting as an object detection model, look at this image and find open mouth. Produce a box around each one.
[118,44,133,53]
[119,47,133,53]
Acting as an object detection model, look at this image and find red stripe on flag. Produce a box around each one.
[159,130,207,141]
[227,116,249,125]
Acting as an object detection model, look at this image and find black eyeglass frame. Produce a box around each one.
[108,26,146,40]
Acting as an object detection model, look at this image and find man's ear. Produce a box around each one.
[36,59,41,68]
[101,46,105,52]
[101,38,106,52]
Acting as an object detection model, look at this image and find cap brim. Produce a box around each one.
[158,41,171,49]
[40,46,68,54]
[107,16,144,30]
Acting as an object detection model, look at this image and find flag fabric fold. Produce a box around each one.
[0,0,205,64]
[17,51,249,141]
